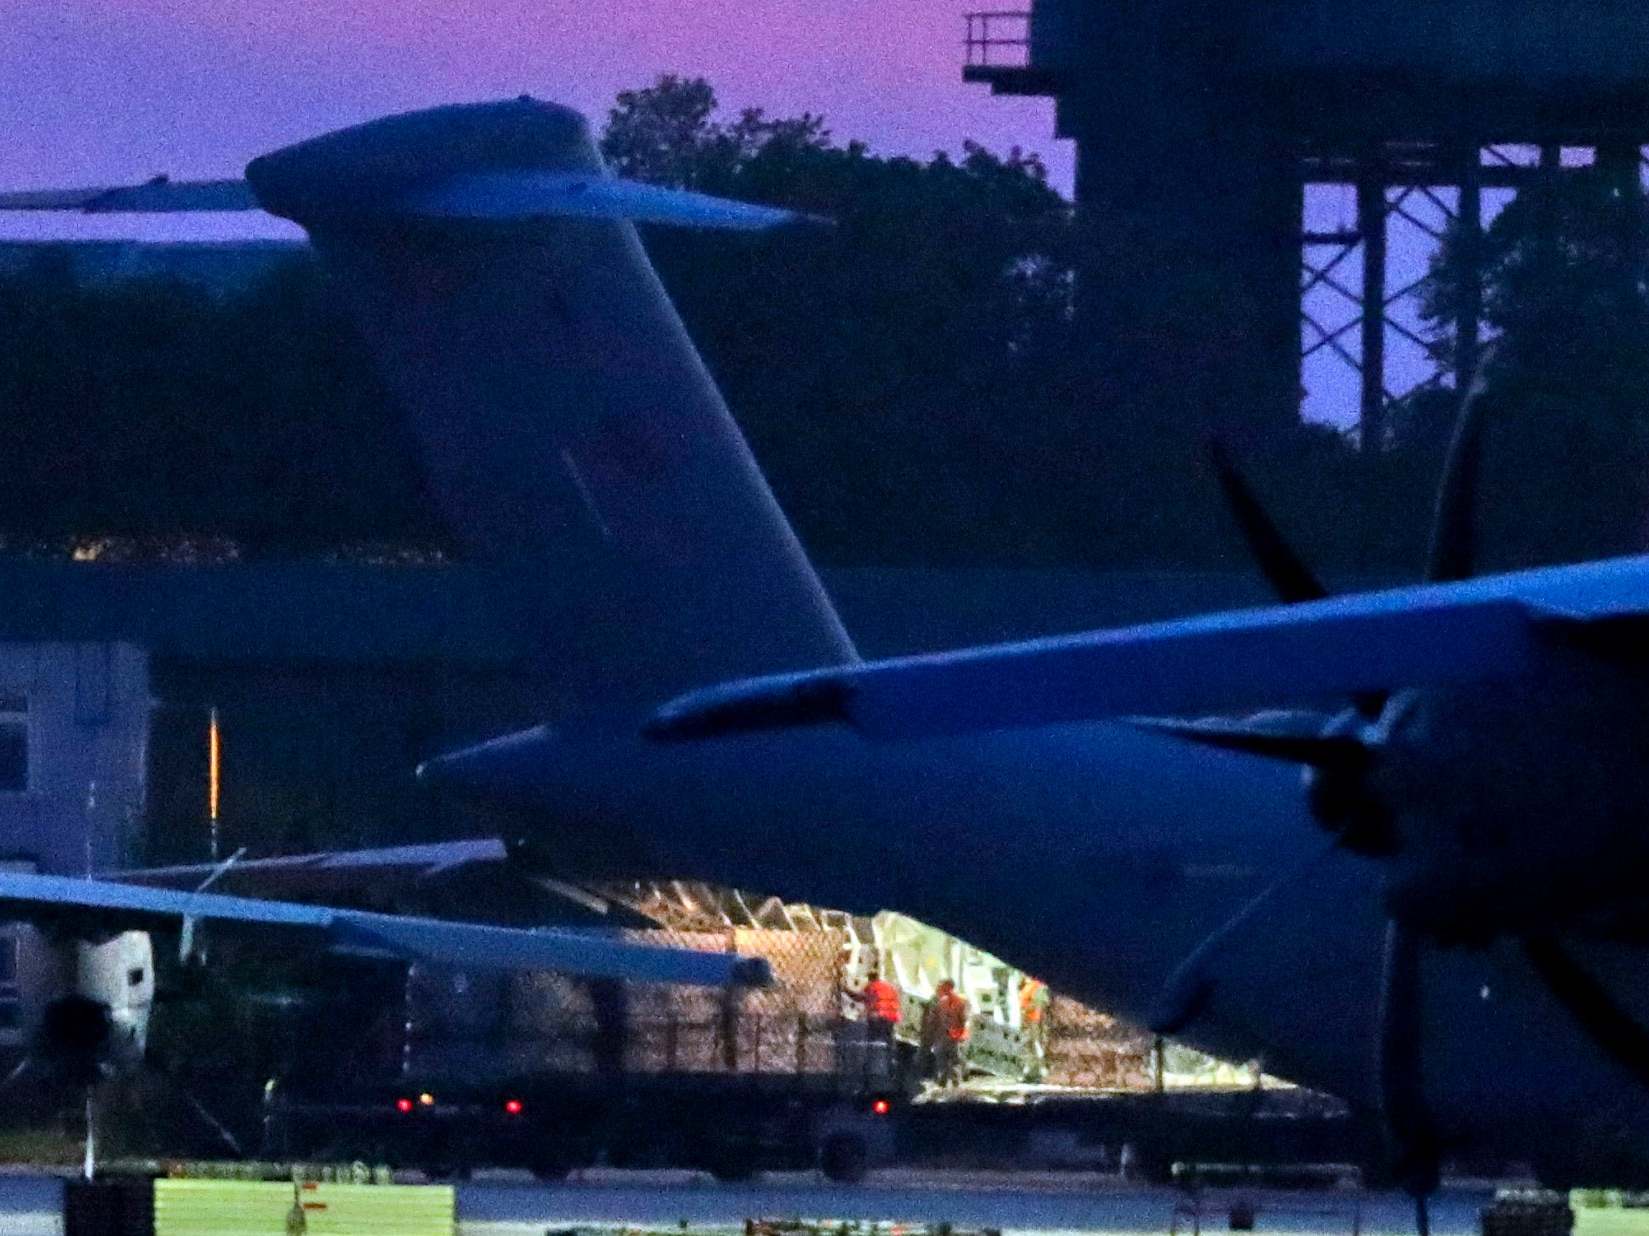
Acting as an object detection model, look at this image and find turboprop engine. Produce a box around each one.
[31,932,154,1087]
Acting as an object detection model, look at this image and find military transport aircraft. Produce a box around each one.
[9,97,1649,1222]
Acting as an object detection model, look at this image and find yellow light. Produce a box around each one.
[418,1092,435,1107]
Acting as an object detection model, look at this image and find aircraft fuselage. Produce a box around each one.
[428,553,1649,1182]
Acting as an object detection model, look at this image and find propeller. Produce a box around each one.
[1189,356,1649,1215]
[1173,369,1499,1219]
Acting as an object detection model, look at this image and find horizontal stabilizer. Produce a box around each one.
[402,171,824,230]
[647,594,1567,741]
[0,178,256,212]
[1,170,819,232]
[0,870,768,987]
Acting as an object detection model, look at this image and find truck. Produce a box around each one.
[267,1071,899,1182]
[260,925,904,1181]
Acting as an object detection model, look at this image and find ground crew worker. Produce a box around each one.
[1019,976,1050,1079]
[919,988,946,1084]
[934,979,969,1088]
[857,968,902,1082]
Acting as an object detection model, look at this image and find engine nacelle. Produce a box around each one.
[1371,667,1649,944]
[34,932,154,1085]
[76,932,154,1071]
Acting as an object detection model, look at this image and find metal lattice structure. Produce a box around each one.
[964,1,1649,446]
[1301,143,1648,446]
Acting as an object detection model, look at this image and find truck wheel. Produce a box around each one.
[528,1135,590,1182]
[424,1160,472,1183]
[820,1132,869,1184]
[529,1155,572,1183]
[1123,1144,1174,1185]
[707,1152,758,1183]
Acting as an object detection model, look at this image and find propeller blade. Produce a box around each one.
[1207,442,1387,718]
[1148,838,1340,1034]
[1521,935,1649,1089]
[0,1054,32,1098]
[1209,441,1331,604]
[1425,364,1493,585]
[1377,918,1440,1208]
[1132,718,1371,772]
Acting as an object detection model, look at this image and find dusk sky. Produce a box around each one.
[5,1,1066,189]
[2,2,1461,425]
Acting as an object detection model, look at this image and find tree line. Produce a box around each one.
[2,76,1647,577]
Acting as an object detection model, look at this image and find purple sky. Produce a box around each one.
[3,2,1475,427]
[4,1,1066,189]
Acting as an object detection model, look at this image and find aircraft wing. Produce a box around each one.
[115,840,512,896]
[645,586,1642,741]
[0,870,768,987]
[112,840,644,925]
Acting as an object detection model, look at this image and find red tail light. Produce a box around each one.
[395,1097,414,1114]
[503,1098,524,1116]
[871,1098,891,1116]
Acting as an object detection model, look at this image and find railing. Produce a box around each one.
[965,11,1032,69]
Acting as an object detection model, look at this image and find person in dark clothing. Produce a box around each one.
[928,979,969,1088]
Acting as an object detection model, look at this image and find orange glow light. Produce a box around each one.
[207,706,221,861]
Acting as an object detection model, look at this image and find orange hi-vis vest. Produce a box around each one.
[938,992,970,1041]
[863,979,901,1023]
[1020,978,1047,1023]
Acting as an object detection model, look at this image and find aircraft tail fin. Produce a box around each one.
[245,99,857,710]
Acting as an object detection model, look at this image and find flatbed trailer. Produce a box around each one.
[268,1076,1376,1185]
[267,1070,901,1182]
[897,1086,1382,1182]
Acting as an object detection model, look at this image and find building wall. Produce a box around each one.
[0,642,149,876]
[0,642,148,1057]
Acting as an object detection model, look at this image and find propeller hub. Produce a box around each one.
[1300,707,1399,856]
[1370,671,1649,944]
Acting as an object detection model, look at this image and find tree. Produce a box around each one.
[0,251,443,557]
[604,76,1114,564]
[1421,170,1649,570]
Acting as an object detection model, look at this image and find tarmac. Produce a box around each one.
[0,1168,1498,1236]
